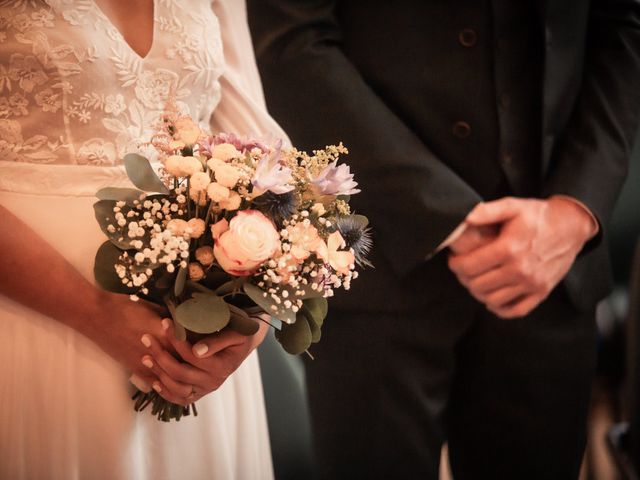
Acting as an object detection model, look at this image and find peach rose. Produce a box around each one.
[211,161,241,188]
[195,245,214,266]
[219,190,242,211]
[186,218,206,239]
[174,117,201,145]
[211,143,240,161]
[166,219,188,236]
[213,210,280,276]
[188,262,205,281]
[165,155,203,177]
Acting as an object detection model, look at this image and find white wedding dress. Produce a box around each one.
[0,1,285,478]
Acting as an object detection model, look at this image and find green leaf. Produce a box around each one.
[174,293,230,334]
[202,269,233,291]
[228,304,260,336]
[275,313,312,355]
[93,200,133,249]
[302,297,328,327]
[215,279,244,296]
[96,187,145,203]
[243,282,296,324]
[300,309,321,343]
[124,153,170,194]
[174,265,187,297]
[164,294,187,341]
[94,241,134,294]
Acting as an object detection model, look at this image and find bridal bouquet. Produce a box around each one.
[93,113,371,421]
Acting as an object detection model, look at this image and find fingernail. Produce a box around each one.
[129,374,151,393]
[141,334,152,348]
[152,382,162,393]
[142,356,154,369]
[194,343,208,357]
[161,318,171,331]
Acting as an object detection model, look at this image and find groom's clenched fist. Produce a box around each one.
[447,196,598,319]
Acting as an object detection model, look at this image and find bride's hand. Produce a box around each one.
[140,318,269,406]
[80,291,174,391]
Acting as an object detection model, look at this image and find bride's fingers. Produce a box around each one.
[162,318,243,363]
[192,329,247,360]
[141,354,193,399]
[150,379,195,407]
[141,333,209,384]
[129,373,154,393]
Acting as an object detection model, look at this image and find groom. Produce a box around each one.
[248,1,640,478]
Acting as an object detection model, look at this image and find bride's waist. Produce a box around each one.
[0,161,136,197]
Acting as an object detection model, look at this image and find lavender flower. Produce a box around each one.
[311,161,360,196]
[252,149,294,195]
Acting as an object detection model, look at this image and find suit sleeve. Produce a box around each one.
[246,0,482,277]
[543,0,640,242]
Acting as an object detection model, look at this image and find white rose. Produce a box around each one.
[214,163,241,188]
[207,182,230,202]
[211,143,240,161]
[190,171,211,192]
[213,210,280,276]
[165,155,203,177]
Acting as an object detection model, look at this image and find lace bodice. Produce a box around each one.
[0,0,224,166]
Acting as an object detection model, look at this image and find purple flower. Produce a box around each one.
[214,133,269,154]
[252,149,294,195]
[311,162,360,196]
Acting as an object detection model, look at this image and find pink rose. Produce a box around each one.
[213,210,280,276]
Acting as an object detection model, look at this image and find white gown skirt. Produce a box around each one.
[0,162,274,480]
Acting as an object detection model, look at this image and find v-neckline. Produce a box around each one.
[90,0,157,61]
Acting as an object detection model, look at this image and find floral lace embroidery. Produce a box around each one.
[0,0,224,165]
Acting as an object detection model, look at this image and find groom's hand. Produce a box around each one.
[447,197,598,319]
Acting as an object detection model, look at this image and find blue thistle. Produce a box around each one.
[252,190,298,226]
[335,214,373,267]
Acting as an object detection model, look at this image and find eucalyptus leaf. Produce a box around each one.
[174,293,230,334]
[301,309,322,343]
[275,313,312,355]
[202,269,234,291]
[302,297,328,327]
[124,153,170,194]
[164,294,187,341]
[96,187,145,203]
[216,279,244,297]
[173,321,187,342]
[243,282,296,324]
[94,200,132,249]
[174,265,187,297]
[94,241,134,294]
[228,304,260,336]
[186,280,214,295]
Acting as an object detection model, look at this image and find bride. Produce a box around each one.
[0,0,283,478]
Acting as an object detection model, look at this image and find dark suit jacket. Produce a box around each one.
[247,0,640,313]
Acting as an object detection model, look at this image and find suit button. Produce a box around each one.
[501,151,513,165]
[452,121,471,138]
[458,28,477,47]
